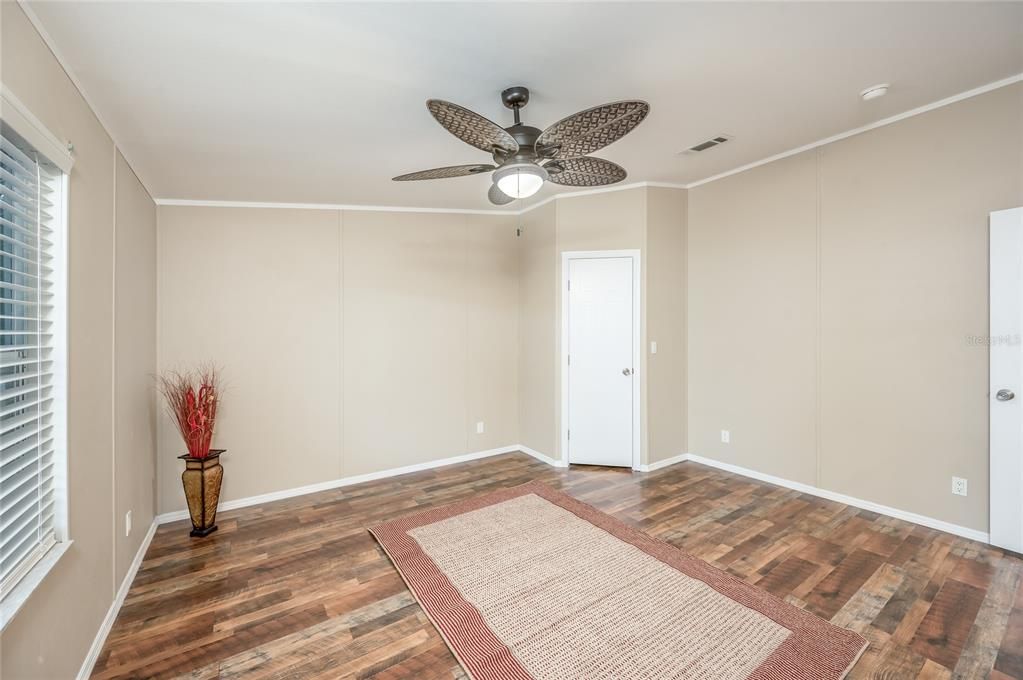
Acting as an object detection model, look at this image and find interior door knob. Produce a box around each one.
[997,389,1015,401]
[622,368,632,376]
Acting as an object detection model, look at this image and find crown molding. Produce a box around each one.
[154,181,687,217]
[514,181,687,215]
[156,70,1022,216]
[153,198,515,217]
[685,72,1023,189]
[18,1,156,201]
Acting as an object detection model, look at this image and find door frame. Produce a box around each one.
[990,207,1023,552]
[560,249,642,470]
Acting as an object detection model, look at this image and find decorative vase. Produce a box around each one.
[180,449,225,537]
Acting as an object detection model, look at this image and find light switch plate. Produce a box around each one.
[125,510,132,537]
[721,430,730,444]
[476,421,485,434]
[650,341,657,354]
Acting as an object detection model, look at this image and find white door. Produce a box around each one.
[990,207,1023,553]
[564,254,638,467]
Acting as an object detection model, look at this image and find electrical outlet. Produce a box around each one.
[721,430,730,444]
[952,477,968,497]
[476,421,485,435]
[125,510,132,537]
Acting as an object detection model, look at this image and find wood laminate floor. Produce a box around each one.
[92,453,1023,679]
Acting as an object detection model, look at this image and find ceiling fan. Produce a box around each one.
[393,86,649,205]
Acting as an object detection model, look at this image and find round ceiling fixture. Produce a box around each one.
[860,84,890,101]
[493,163,549,199]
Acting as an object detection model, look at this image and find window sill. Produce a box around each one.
[0,540,73,632]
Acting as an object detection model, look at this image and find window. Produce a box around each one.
[0,109,68,606]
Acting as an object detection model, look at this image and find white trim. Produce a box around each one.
[516,181,686,216]
[634,453,686,473]
[989,206,1023,553]
[519,445,568,468]
[155,445,527,524]
[76,519,158,680]
[0,121,71,623]
[153,182,682,217]
[560,250,643,471]
[154,198,512,217]
[110,144,118,597]
[16,2,154,197]
[686,73,1023,189]
[645,454,990,544]
[0,84,74,173]
[51,171,70,545]
[0,540,72,632]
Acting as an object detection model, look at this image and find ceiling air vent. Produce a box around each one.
[682,135,732,154]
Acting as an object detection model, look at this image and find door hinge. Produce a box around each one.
[567,429,570,441]
[567,354,571,366]
[567,279,571,291]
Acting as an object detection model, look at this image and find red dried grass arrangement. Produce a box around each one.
[158,365,221,459]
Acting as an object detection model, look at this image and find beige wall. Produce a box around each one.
[1,5,157,678]
[646,187,687,464]
[157,207,518,512]
[555,188,647,252]
[516,186,688,465]
[517,202,558,457]
[557,189,647,464]
[342,210,518,476]
[689,153,819,485]
[687,83,1023,531]
[817,84,1023,531]
[157,206,342,510]
[464,214,520,451]
[114,151,158,581]
[160,186,683,494]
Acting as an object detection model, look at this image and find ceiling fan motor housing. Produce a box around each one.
[494,125,542,165]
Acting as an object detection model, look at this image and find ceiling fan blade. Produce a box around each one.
[488,184,514,205]
[536,101,649,160]
[427,100,519,155]
[544,156,626,187]
[392,164,496,181]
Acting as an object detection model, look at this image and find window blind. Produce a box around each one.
[0,126,61,598]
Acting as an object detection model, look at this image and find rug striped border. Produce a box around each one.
[369,480,868,679]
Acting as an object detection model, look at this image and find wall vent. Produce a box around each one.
[682,135,732,154]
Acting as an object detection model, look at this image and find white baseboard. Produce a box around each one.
[77,519,159,680]
[676,453,989,544]
[634,453,687,473]
[519,445,567,468]
[156,445,546,524]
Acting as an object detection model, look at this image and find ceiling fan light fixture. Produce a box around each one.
[494,163,548,199]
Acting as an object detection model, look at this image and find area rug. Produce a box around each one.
[368,480,867,680]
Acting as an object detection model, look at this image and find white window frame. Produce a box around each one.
[0,85,72,631]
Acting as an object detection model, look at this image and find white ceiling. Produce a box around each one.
[24,2,1023,211]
